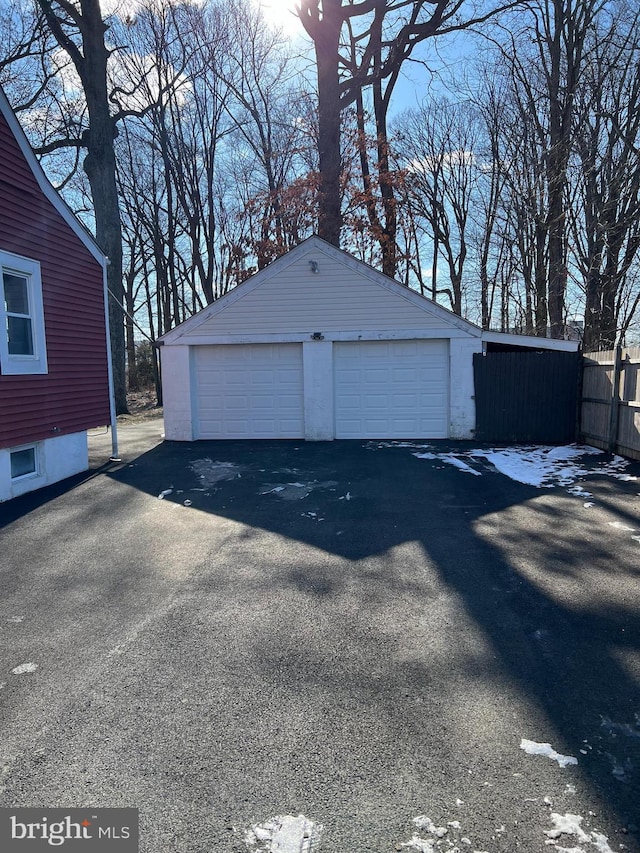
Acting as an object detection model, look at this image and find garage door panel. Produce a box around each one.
[363,367,390,381]
[392,393,420,408]
[276,368,302,383]
[195,343,304,438]
[334,340,449,438]
[392,368,420,382]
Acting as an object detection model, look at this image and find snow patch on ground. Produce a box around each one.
[244,814,322,852]
[414,452,482,476]
[544,813,615,853]
[11,662,38,675]
[190,459,242,488]
[413,816,448,837]
[545,813,591,844]
[397,809,614,853]
[607,753,633,782]
[607,521,636,532]
[400,835,437,852]
[520,739,578,767]
[400,815,493,853]
[259,480,338,501]
[470,446,600,487]
[370,441,432,450]
[567,486,592,497]
[401,442,638,492]
[589,832,616,853]
[600,714,640,739]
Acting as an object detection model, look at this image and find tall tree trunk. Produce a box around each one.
[534,223,548,335]
[546,0,567,338]
[37,0,127,412]
[83,143,126,411]
[81,12,126,412]
[373,79,397,278]
[125,277,137,391]
[582,268,602,351]
[314,12,343,246]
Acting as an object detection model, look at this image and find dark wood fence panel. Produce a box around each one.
[580,347,640,460]
[473,351,580,443]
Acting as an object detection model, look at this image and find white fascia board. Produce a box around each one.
[482,331,579,351]
[167,328,476,346]
[0,87,107,270]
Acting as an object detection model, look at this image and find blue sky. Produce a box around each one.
[257,0,476,116]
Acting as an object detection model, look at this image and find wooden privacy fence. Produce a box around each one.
[580,346,640,460]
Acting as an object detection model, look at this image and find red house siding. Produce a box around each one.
[0,111,110,449]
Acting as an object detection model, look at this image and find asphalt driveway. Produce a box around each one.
[0,421,639,853]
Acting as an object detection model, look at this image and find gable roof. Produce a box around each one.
[0,85,106,268]
[160,236,482,344]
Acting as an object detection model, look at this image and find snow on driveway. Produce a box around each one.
[467,445,634,488]
[240,749,623,853]
[190,459,243,488]
[372,441,636,492]
[244,814,323,852]
[520,739,578,768]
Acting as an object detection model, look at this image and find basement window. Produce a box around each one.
[10,445,38,479]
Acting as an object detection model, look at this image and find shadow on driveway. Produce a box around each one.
[2,432,639,850]
[105,437,640,841]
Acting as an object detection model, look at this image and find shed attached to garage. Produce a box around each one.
[160,237,486,441]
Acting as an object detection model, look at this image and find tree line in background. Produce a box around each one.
[1,0,639,410]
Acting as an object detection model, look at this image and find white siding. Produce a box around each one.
[162,345,194,441]
[181,248,453,338]
[450,338,483,438]
[334,340,449,439]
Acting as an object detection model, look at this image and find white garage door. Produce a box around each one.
[334,340,449,438]
[194,343,304,438]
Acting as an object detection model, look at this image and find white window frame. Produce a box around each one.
[9,443,39,481]
[0,250,48,375]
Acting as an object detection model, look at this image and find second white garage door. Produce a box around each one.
[194,343,304,438]
[334,339,449,438]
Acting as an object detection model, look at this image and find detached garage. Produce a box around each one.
[159,237,484,441]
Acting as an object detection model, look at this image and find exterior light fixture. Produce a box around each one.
[311,332,324,341]
[309,260,319,274]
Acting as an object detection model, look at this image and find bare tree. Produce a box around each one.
[394,99,481,315]
[31,0,130,411]
[472,76,511,330]
[485,0,603,337]
[296,0,522,261]
[214,0,316,267]
[2,0,196,409]
[570,1,640,348]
